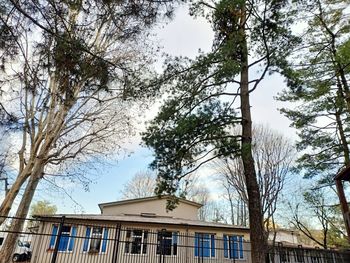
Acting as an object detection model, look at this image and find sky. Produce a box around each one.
[3,5,300,215]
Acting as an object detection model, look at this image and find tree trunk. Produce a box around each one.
[0,173,41,263]
[0,171,30,226]
[334,97,350,165]
[0,104,70,226]
[239,3,267,262]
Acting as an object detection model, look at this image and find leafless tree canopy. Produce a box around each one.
[120,171,218,221]
[0,1,178,261]
[121,171,157,199]
[214,125,295,228]
[286,188,348,249]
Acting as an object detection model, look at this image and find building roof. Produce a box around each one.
[335,166,350,181]
[36,213,250,231]
[98,196,203,213]
[267,240,318,249]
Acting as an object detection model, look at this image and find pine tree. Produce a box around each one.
[278,0,350,183]
[143,1,297,262]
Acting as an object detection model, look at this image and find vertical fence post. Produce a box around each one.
[159,229,164,263]
[111,224,121,263]
[197,234,200,263]
[51,216,65,263]
[159,231,162,263]
[201,234,203,263]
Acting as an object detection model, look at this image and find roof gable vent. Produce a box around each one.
[140,213,157,217]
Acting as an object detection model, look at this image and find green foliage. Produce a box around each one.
[337,39,350,74]
[277,0,350,183]
[0,1,19,67]
[143,0,296,210]
[143,53,241,199]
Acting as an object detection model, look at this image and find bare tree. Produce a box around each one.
[214,125,295,230]
[0,1,177,261]
[288,188,348,249]
[0,133,14,196]
[121,171,157,199]
[120,171,214,221]
[188,185,211,221]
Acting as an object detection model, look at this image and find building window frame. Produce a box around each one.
[124,229,149,255]
[49,224,77,252]
[223,234,244,260]
[82,226,109,254]
[157,230,178,256]
[194,233,215,258]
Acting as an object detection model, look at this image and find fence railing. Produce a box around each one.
[0,215,349,263]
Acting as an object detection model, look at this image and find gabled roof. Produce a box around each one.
[98,195,202,213]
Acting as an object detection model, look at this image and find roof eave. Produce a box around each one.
[335,166,350,181]
[35,215,250,231]
[99,196,203,210]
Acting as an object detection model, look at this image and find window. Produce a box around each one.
[124,229,148,254]
[223,235,244,260]
[83,227,109,253]
[49,225,77,252]
[194,233,215,258]
[157,231,178,256]
[0,237,3,246]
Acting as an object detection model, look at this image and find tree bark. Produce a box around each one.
[0,173,41,263]
[0,100,70,225]
[0,172,30,226]
[239,3,267,263]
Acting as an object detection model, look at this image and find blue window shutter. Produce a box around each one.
[223,235,228,258]
[58,235,69,251]
[49,225,58,249]
[239,236,244,259]
[68,226,77,251]
[172,232,178,245]
[172,232,178,255]
[233,236,238,259]
[194,233,199,257]
[83,227,91,252]
[101,228,109,252]
[202,234,209,257]
[229,236,235,258]
[210,235,215,257]
[202,239,209,257]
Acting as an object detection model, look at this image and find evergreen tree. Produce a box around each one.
[143,1,297,262]
[278,0,350,183]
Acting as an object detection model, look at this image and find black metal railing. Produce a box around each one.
[0,216,349,263]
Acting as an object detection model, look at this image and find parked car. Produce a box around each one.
[0,234,32,262]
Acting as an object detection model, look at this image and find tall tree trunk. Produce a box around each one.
[0,173,41,263]
[0,103,70,225]
[0,172,30,226]
[239,3,267,262]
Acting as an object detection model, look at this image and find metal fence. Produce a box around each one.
[0,216,349,263]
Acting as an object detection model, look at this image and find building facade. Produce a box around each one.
[31,196,251,263]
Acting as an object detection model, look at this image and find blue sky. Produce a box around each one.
[36,147,155,214]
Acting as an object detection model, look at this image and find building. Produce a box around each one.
[268,229,300,246]
[335,166,350,243]
[30,196,251,263]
